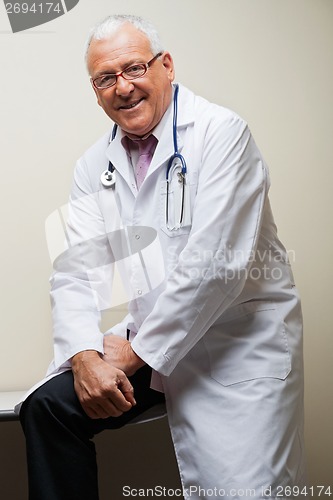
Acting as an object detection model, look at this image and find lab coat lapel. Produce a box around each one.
[106,132,132,185]
[148,110,175,175]
[148,84,195,177]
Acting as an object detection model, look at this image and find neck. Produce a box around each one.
[125,131,153,140]
[120,84,174,141]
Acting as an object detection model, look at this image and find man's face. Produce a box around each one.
[87,23,175,138]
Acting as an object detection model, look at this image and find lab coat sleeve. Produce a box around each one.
[131,116,269,376]
[50,157,111,369]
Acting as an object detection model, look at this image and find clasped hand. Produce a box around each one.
[103,334,144,376]
[72,336,144,420]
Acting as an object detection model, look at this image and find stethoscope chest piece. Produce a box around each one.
[100,168,116,188]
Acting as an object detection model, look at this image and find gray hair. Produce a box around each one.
[85,14,164,65]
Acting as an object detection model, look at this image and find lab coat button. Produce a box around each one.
[137,289,142,295]
[135,234,140,240]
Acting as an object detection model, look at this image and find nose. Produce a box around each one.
[114,75,135,97]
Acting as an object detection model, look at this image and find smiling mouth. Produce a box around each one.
[119,98,144,111]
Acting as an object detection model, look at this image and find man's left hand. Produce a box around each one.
[103,334,145,376]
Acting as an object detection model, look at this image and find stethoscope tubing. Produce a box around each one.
[100,83,187,230]
[100,123,118,187]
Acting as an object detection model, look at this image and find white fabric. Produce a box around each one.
[16,84,306,499]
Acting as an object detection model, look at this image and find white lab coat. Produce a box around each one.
[19,84,306,498]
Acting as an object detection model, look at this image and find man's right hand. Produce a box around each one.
[71,350,136,419]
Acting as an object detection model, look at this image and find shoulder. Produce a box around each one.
[178,83,248,136]
[72,129,112,192]
[80,129,112,166]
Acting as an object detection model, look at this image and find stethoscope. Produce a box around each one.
[100,83,187,230]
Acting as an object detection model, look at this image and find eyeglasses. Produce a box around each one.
[91,52,163,90]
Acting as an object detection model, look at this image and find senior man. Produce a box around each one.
[19,14,306,500]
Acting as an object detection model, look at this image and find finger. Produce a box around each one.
[83,400,124,419]
[81,403,103,420]
[117,374,136,406]
[95,400,124,419]
[76,385,126,419]
[76,384,132,417]
[122,388,136,407]
[107,387,134,412]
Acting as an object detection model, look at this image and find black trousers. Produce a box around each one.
[20,366,165,500]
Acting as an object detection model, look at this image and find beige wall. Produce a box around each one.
[0,0,332,495]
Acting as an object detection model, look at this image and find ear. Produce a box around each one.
[161,52,175,82]
[90,79,102,107]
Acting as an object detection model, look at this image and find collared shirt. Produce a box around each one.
[119,92,173,179]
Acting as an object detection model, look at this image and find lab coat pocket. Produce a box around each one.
[204,302,291,386]
[159,173,194,237]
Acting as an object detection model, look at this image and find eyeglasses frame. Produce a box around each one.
[91,52,163,90]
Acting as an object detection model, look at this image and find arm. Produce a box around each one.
[50,161,109,368]
[131,118,270,375]
[51,156,137,417]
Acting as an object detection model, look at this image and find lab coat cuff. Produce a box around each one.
[131,338,174,377]
[54,339,105,370]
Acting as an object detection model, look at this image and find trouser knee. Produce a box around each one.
[20,371,86,436]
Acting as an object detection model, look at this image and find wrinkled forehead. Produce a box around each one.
[87,24,152,74]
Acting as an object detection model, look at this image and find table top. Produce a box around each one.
[0,390,28,421]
